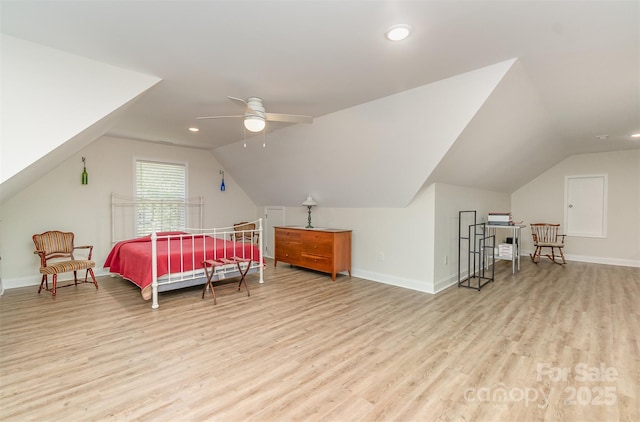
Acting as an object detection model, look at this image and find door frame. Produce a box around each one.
[263,206,286,259]
[564,174,608,238]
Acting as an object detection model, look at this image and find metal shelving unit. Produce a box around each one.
[458,210,495,291]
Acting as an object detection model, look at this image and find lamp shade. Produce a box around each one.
[244,115,265,132]
[302,195,317,207]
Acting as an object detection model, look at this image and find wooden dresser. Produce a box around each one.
[274,227,352,281]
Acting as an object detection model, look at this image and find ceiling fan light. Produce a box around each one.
[244,115,265,132]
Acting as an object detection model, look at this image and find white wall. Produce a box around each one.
[1,34,160,185]
[432,183,511,292]
[0,136,257,288]
[3,140,637,293]
[512,149,640,267]
[272,182,510,294]
[272,186,434,292]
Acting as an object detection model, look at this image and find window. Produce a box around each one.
[135,160,186,237]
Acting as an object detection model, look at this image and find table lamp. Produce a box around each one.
[302,194,317,228]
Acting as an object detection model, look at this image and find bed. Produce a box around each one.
[106,194,264,308]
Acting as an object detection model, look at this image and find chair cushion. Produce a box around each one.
[536,242,564,247]
[40,260,95,274]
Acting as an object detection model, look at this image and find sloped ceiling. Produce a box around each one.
[214,60,515,207]
[1,1,638,207]
[0,35,161,203]
[426,59,559,193]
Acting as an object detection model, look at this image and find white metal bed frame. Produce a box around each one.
[111,193,264,308]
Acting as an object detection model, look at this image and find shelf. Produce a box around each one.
[458,210,495,291]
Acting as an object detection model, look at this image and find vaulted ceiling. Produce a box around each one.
[2,1,638,207]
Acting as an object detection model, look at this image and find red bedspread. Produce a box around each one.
[104,232,260,290]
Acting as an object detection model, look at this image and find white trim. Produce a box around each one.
[352,268,435,294]
[2,268,112,290]
[520,249,639,268]
[5,255,637,293]
[133,157,190,237]
[434,274,459,294]
[263,206,286,259]
[562,254,639,268]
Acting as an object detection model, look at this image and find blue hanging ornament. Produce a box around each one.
[220,170,225,191]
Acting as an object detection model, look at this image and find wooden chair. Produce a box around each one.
[529,223,566,265]
[231,221,259,244]
[33,231,99,296]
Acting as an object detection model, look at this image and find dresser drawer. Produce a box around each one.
[276,237,301,250]
[300,253,333,273]
[275,245,301,262]
[301,231,332,255]
[301,239,332,256]
[301,230,332,243]
[275,229,301,242]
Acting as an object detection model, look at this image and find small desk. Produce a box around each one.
[487,224,525,273]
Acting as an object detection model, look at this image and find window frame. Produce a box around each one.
[133,158,189,237]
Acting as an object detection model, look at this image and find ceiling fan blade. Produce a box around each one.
[196,115,245,120]
[265,113,313,124]
[228,96,248,108]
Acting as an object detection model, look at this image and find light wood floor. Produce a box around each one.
[1,258,638,421]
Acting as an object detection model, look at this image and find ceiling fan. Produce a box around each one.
[196,97,313,132]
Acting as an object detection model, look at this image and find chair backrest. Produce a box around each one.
[233,222,257,243]
[530,223,561,243]
[33,231,75,260]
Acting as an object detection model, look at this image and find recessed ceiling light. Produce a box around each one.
[632,133,640,138]
[385,24,412,41]
[188,127,199,132]
[596,134,608,141]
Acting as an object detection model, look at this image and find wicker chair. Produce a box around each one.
[231,222,259,244]
[33,231,99,296]
[529,223,566,265]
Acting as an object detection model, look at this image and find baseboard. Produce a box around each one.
[352,268,435,294]
[521,249,640,268]
[434,273,460,294]
[434,251,640,293]
[2,268,112,290]
[3,256,637,293]
[563,254,640,268]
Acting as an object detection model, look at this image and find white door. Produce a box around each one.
[264,206,285,258]
[565,174,607,238]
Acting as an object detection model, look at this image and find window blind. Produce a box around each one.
[135,160,186,237]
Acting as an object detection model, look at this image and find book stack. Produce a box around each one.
[488,212,512,226]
